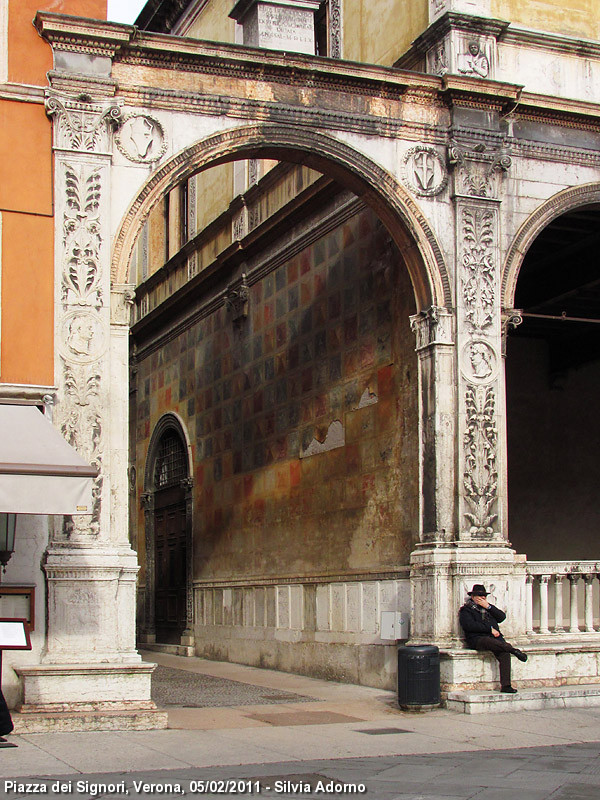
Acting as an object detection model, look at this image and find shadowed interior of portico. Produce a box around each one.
[506,204,600,561]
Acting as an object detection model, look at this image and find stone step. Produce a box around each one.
[445,684,600,714]
[12,708,168,734]
[143,643,195,657]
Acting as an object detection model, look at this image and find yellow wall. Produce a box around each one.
[181,0,236,42]
[493,0,600,40]
[194,163,234,234]
[343,0,428,66]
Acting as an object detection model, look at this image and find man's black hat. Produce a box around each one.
[467,584,489,597]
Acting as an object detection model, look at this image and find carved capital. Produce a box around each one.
[449,139,511,200]
[45,91,122,154]
[225,273,250,323]
[501,308,523,356]
[181,477,194,493]
[410,306,454,351]
[111,284,136,326]
[141,492,153,511]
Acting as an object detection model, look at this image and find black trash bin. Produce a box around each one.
[397,645,440,709]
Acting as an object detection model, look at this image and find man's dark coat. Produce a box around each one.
[0,689,14,736]
[459,601,507,648]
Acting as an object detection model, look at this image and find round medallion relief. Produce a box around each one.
[402,145,448,197]
[59,311,106,364]
[115,114,167,163]
[461,339,498,384]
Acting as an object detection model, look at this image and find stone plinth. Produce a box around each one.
[230,0,321,55]
[14,662,167,731]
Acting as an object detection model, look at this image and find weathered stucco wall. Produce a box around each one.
[494,0,600,40]
[135,205,419,586]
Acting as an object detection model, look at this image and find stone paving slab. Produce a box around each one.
[4,744,600,800]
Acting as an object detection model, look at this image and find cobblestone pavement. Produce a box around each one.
[151,665,317,708]
[4,743,600,800]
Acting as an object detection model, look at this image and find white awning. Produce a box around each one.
[0,404,98,515]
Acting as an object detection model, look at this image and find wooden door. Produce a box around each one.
[154,485,187,644]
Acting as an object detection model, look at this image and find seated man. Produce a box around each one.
[459,584,528,693]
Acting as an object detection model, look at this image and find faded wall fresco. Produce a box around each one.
[134,207,419,584]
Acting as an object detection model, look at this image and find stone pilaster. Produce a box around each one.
[409,138,527,647]
[15,90,162,725]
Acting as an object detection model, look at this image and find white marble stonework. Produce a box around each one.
[231,0,321,55]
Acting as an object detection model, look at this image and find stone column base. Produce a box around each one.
[14,662,166,731]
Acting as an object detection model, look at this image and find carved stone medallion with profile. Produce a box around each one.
[460,339,498,384]
[115,114,167,163]
[59,311,106,364]
[402,146,448,197]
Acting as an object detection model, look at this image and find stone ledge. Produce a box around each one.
[12,708,168,733]
[440,643,600,692]
[446,684,600,714]
[143,643,195,657]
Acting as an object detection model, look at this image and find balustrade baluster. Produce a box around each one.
[584,574,595,632]
[525,574,534,635]
[568,573,580,633]
[553,574,565,632]
[539,575,550,634]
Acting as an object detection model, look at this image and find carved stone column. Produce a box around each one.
[409,139,527,648]
[15,91,163,727]
[181,477,195,648]
[140,491,155,645]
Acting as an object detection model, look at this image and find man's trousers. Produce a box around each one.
[474,636,517,688]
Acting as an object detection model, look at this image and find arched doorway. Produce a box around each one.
[505,201,600,560]
[143,415,193,647]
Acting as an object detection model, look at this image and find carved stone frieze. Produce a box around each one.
[426,41,449,76]
[463,384,498,538]
[225,273,250,323]
[46,91,122,154]
[403,145,448,197]
[449,140,511,200]
[114,113,167,163]
[460,206,495,336]
[62,163,104,308]
[59,361,104,538]
[329,0,342,58]
[410,306,454,351]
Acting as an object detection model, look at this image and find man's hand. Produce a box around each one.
[473,596,490,609]
[491,628,501,637]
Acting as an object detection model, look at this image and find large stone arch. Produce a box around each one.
[502,182,600,308]
[141,412,194,649]
[111,123,451,311]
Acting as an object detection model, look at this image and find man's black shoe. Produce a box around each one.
[513,649,528,662]
[501,686,518,693]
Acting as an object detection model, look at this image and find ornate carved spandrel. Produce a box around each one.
[449,140,511,200]
[410,306,454,351]
[463,384,498,538]
[46,91,122,155]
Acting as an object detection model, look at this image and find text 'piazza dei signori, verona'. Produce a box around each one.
[1,0,600,728]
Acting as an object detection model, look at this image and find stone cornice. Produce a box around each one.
[500,24,600,58]
[413,12,510,55]
[0,82,45,103]
[34,13,134,57]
